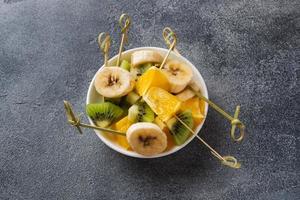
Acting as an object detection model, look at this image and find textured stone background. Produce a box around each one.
[0,0,299,199]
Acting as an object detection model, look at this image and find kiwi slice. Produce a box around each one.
[131,63,153,79]
[166,111,194,145]
[128,102,155,123]
[104,97,121,105]
[125,91,140,105]
[86,102,123,127]
[120,60,131,71]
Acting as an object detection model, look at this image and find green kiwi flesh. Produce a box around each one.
[86,102,123,127]
[166,111,194,145]
[130,63,153,79]
[120,60,131,71]
[104,97,121,105]
[128,102,154,123]
[125,91,140,105]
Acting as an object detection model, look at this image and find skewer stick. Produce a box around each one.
[97,32,111,67]
[117,14,131,66]
[191,88,245,142]
[63,101,126,136]
[159,27,177,70]
[174,115,241,169]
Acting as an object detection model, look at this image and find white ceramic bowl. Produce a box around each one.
[86,47,208,158]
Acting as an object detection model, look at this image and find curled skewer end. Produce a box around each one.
[230,105,245,142]
[162,27,177,47]
[119,13,131,33]
[97,32,111,67]
[222,156,241,169]
[162,27,177,50]
[159,27,178,69]
[63,100,83,134]
[97,32,111,54]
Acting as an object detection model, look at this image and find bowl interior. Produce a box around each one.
[86,47,208,158]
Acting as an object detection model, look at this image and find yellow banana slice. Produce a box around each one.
[126,122,167,156]
[94,67,133,98]
[161,60,193,93]
[131,50,163,67]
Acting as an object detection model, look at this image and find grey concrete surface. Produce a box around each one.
[0,0,299,199]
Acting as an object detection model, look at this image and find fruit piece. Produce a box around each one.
[166,111,194,145]
[131,50,163,67]
[114,116,131,132]
[188,80,200,92]
[120,60,131,71]
[180,97,205,126]
[128,102,155,123]
[102,131,117,142]
[143,87,181,122]
[136,67,170,96]
[176,88,195,101]
[105,97,121,105]
[130,63,153,79]
[125,91,140,105]
[126,122,167,156]
[154,117,168,132]
[199,99,206,115]
[94,67,133,98]
[113,116,131,149]
[161,60,193,93]
[154,117,175,151]
[86,102,123,127]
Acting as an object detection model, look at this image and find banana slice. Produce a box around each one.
[176,88,195,101]
[188,79,200,92]
[126,122,167,156]
[161,60,193,93]
[94,67,133,98]
[131,50,163,67]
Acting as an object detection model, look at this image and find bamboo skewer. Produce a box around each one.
[64,101,126,136]
[117,14,131,66]
[97,32,111,67]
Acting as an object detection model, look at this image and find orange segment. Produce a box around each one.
[102,131,117,141]
[116,135,130,150]
[180,97,205,126]
[154,117,175,151]
[154,117,168,132]
[199,99,206,114]
[136,67,170,96]
[112,116,131,149]
[144,87,182,122]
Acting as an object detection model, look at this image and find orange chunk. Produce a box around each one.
[136,67,170,96]
[113,116,131,149]
[154,117,168,132]
[102,131,117,141]
[180,97,205,126]
[154,117,175,151]
[144,87,181,122]
[199,99,206,114]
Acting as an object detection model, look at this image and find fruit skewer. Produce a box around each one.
[162,27,245,142]
[156,28,241,168]
[64,101,126,136]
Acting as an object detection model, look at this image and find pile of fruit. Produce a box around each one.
[86,50,206,156]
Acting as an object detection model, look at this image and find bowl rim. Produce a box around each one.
[86,46,209,158]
